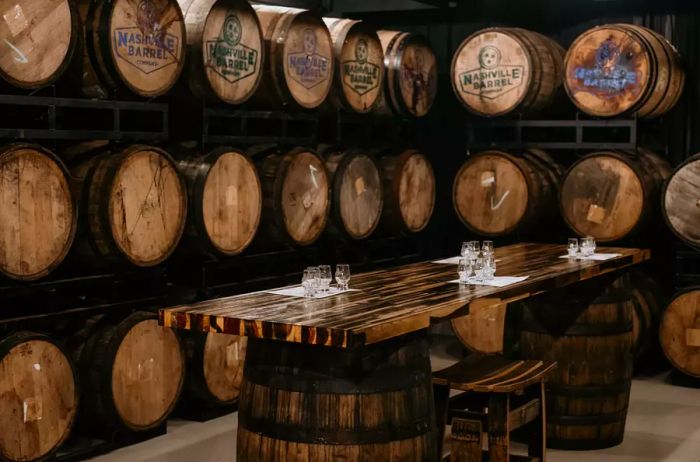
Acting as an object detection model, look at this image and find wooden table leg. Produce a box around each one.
[488,393,510,462]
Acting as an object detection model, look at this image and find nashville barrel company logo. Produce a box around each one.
[287,28,329,89]
[205,14,258,83]
[341,39,380,96]
[113,0,181,74]
[459,46,524,99]
[573,39,638,94]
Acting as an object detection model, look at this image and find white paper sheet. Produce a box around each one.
[265,286,359,299]
[432,256,502,265]
[449,276,529,287]
[558,253,622,261]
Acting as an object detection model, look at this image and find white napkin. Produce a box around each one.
[449,276,529,287]
[559,253,622,261]
[265,286,359,299]
[433,256,501,265]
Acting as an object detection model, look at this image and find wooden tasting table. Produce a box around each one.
[160,243,649,461]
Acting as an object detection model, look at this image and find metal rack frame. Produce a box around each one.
[201,108,319,145]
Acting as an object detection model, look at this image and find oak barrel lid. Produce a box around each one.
[203,333,246,403]
[453,151,530,236]
[451,28,533,117]
[0,332,78,462]
[0,0,77,89]
[108,145,187,267]
[660,288,700,378]
[395,149,435,232]
[564,24,651,117]
[333,150,383,239]
[0,144,76,280]
[560,151,645,242]
[105,0,186,97]
[662,154,700,248]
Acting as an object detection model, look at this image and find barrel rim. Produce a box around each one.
[661,153,700,249]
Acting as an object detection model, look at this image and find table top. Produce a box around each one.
[160,243,649,349]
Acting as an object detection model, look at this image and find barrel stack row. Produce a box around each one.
[452,24,684,118]
[0,143,436,281]
[0,0,437,117]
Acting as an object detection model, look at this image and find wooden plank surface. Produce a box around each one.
[160,243,649,348]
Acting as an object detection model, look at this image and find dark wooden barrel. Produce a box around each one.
[0,332,78,462]
[375,31,438,118]
[662,154,700,249]
[660,288,700,378]
[251,5,333,109]
[323,18,384,113]
[451,27,565,117]
[237,334,436,461]
[178,147,262,256]
[564,24,684,118]
[323,148,384,240]
[70,311,185,431]
[630,271,664,361]
[379,149,435,234]
[255,146,330,246]
[83,0,187,97]
[0,0,79,89]
[451,304,507,355]
[0,144,77,281]
[181,332,247,406]
[559,149,671,242]
[520,275,634,449]
[453,149,563,237]
[71,144,187,267]
[179,0,264,104]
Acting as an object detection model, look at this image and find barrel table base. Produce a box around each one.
[237,334,437,461]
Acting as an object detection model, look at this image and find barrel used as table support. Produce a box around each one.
[237,333,437,462]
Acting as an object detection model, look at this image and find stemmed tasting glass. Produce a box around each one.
[458,258,470,284]
[567,238,579,257]
[302,269,316,298]
[482,241,494,256]
[336,264,351,291]
[307,266,320,294]
[484,253,496,281]
[580,237,596,257]
[318,265,332,293]
[461,242,469,258]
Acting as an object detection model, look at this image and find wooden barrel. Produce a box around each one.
[453,149,563,237]
[451,27,565,117]
[178,147,262,256]
[520,275,634,449]
[0,0,79,89]
[451,304,507,355]
[660,289,700,378]
[323,18,384,113]
[72,144,187,267]
[662,154,700,249]
[376,31,438,118]
[251,5,333,109]
[564,24,684,118]
[256,147,330,246]
[630,271,664,361]
[71,311,185,431]
[84,0,186,97]
[0,332,78,462]
[0,144,77,281]
[237,334,436,461]
[181,332,247,406]
[323,148,384,240]
[560,149,671,242]
[379,149,435,234]
[179,0,264,104]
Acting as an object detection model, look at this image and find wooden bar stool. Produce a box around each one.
[433,355,557,462]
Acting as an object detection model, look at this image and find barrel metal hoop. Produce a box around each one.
[521,320,633,336]
[547,409,628,426]
[547,381,631,397]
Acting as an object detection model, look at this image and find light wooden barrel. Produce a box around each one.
[0,332,78,462]
[0,144,77,281]
[451,27,565,117]
[84,0,186,97]
[251,5,333,109]
[564,24,684,118]
[379,149,435,234]
[237,334,436,461]
[256,147,330,246]
[0,0,79,89]
[71,312,185,431]
[181,332,247,406]
[520,275,634,449]
[72,145,187,267]
[662,154,700,249]
[630,271,664,361]
[323,148,383,240]
[178,147,262,256]
[660,289,700,378]
[559,149,671,242]
[453,149,563,237]
[179,0,264,104]
[323,18,384,113]
[376,31,438,118]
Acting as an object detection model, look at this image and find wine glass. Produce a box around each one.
[484,253,496,280]
[461,242,469,258]
[580,237,594,257]
[336,264,350,291]
[458,258,469,284]
[567,238,579,257]
[302,269,315,298]
[473,254,485,283]
[318,265,332,293]
[307,266,320,294]
[482,240,494,256]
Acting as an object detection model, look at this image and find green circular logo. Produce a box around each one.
[223,15,242,47]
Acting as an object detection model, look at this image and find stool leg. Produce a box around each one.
[528,382,546,462]
[434,383,450,461]
[450,418,482,462]
[488,393,510,462]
